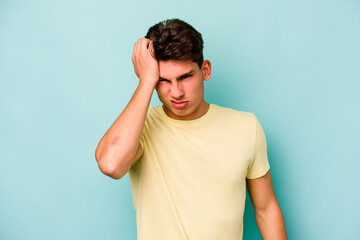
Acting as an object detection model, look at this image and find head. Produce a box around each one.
[145,18,204,68]
[145,18,212,120]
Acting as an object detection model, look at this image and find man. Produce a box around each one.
[95,18,287,240]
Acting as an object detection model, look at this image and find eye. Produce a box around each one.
[159,79,170,83]
[180,74,192,80]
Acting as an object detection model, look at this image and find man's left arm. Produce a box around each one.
[246,170,288,239]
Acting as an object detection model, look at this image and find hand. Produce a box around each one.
[132,38,159,87]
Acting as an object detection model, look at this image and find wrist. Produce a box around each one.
[138,80,157,91]
[139,78,158,88]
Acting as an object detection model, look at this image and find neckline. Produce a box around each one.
[158,103,217,126]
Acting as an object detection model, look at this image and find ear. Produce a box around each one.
[201,60,211,81]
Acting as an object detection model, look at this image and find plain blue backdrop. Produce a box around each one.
[1,0,359,239]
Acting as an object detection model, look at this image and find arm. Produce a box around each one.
[95,38,159,179]
[246,170,288,239]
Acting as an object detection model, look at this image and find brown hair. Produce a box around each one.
[145,18,204,67]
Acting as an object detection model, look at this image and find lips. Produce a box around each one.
[171,100,189,109]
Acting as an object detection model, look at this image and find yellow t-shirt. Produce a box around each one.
[128,103,270,240]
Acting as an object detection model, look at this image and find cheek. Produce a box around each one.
[187,80,203,93]
[155,84,168,99]
[156,84,168,93]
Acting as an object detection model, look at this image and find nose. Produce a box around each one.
[170,81,184,99]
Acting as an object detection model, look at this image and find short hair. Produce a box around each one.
[145,18,204,68]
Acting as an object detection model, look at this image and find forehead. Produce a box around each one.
[159,60,200,79]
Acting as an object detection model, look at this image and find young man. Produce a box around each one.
[95,18,287,240]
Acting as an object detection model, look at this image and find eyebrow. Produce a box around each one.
[159,70,194,81]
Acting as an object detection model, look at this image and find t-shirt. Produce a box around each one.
[128,103,270,240]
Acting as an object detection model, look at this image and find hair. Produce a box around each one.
[145,18,204,68]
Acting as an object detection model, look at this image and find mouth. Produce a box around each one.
[171,100,189,109]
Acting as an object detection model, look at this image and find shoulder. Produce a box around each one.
[213,104,256,123]
[142,105,165,127]
[145,105,163,119]
[148,105,162,114]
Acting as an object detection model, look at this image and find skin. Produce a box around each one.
[155,59,212,120]
[247,171,288,239]
[95,38,159,179]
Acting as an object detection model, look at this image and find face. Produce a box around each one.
[155,59,211,120]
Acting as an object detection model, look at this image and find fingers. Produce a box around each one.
[148,41,156,58]
[132,38,152,61]
[132,38,156,64]
[139,38,151,54]
[132,41,137,62]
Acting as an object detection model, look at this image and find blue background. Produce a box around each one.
[1,0,359,239]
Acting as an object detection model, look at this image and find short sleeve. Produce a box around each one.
[130,113,148,169]
[246,115,270,179]
[139,126,146,154]
[138,106,151,156]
